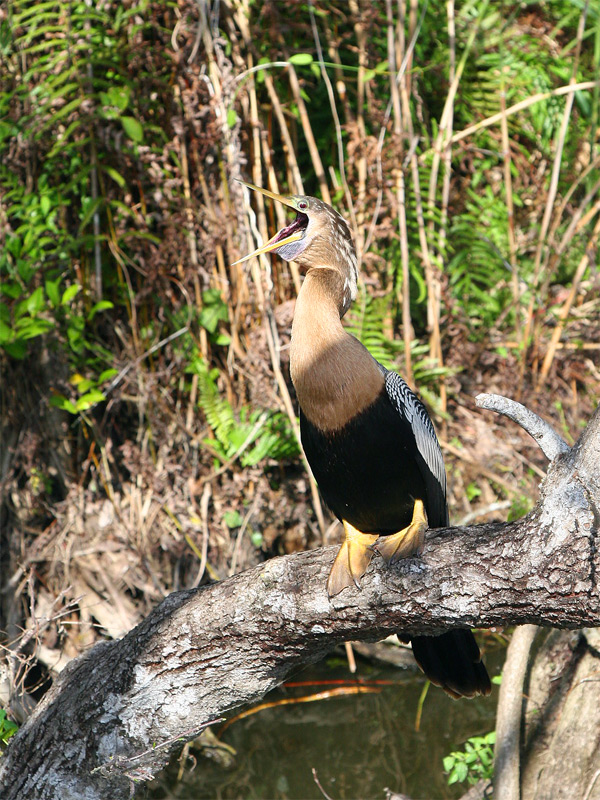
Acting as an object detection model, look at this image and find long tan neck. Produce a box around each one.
[290,269,384,431]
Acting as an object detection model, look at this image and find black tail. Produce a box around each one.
[409,630,491,699]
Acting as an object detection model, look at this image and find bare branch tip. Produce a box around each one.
[475,393,570,462]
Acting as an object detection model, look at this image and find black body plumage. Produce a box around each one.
[300,367,447,535]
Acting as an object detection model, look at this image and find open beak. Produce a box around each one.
[232,181,304,265]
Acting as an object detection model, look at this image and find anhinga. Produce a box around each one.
[235,183,491,698]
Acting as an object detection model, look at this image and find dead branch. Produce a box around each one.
[0,402,598,800]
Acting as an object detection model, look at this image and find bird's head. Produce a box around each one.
[234,182,358,311]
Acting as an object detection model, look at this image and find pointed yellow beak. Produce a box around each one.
[232,181,304,266]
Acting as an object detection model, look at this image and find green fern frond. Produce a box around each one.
[345,288,402,369]
[187,355,235,448]
[188,355,299,467]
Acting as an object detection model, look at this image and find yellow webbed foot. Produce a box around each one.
[327,521,378,597]
[376,499,428,564]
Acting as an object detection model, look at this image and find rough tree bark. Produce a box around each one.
[1,400,598,800]
[521,626,600,800]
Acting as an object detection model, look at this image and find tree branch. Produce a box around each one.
[1,402,599,799]
[475,393,570,461]
[493,624,539,800]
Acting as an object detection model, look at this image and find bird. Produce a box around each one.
[234,182,491,699]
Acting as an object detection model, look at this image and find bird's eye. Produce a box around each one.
[298,200,308,211]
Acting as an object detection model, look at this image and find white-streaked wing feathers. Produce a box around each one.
[384,370,447,498]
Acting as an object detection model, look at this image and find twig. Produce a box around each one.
[364,1,427,256]
[229,492,259,577]
[583,769,600,800]
[457,501,511,526]
[537,213,600,390]
[106,326,191,394]
[192,483,211,587]
[475,393,570,461]
[344,641,356,674]
[312,767,336,800]
[348,0,368,259]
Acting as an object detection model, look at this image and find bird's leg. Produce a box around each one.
[376,499,428,564]
[327,521,378,597]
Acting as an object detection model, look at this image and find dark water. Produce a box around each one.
[148,646,502,800]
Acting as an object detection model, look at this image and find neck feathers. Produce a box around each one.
[290,270,383,431]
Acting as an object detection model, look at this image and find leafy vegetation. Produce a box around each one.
[0,710,18,750]
[443,731,496,786]
[188,353,299,467]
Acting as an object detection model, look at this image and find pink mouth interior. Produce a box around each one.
[272,212,308,243]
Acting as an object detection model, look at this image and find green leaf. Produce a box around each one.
[203,289,224,304]
[289,53,313,65]
[79,197,103,233]
[45,277,62,307]
[106,85,130,112]
[442,756,455,772]
[75,389,106,411]
[103,166,126,188]
[250,530,263,548]
[34,96,84,136]
[14,316,54,339]
[88,300,114,320]
[121,116,143,143]
[0,319,13,344]
[25,286,45,315]
[0,709,18,743]
[227,108,238,128]
[199,301,228,334]
[67,324,85,353]
[3,340,28,359]
[98,368,118,382]
[50,394,78,414]
[61,284,81,305]
[74,377,94,393]
[223,510,244,528]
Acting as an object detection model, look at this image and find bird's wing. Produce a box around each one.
[384,369,448,525]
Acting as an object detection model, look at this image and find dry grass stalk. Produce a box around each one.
[386,0,414,385]
[537,213,600,390]
[308,3,358,251]
[450,80,600,146]
[282,52,331,205]
[348,0,369,258]
[520,2,591,391]
[499,64,520,342]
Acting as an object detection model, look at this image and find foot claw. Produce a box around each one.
[326,524,378,597]
[376,499,428,565]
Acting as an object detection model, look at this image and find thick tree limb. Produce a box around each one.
[1,402,599,799]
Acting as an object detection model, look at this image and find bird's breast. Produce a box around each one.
[290,333,385,432]
[300,390,431,534]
